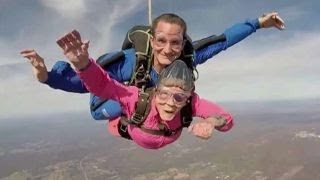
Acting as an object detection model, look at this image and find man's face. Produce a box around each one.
[151,21,185,68]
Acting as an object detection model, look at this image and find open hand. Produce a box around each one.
[259,11,285,30]
[56,30,90,70]
[20,49,48,82]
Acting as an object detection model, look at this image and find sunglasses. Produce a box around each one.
[156,89,190,106]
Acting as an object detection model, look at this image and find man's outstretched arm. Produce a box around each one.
[193,11,285,65]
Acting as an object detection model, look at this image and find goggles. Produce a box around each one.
[156,88,190,106]
[153,36,184,51]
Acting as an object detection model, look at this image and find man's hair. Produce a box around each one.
[151,13,187,37]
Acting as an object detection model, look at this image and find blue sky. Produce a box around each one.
[0,0,319,119]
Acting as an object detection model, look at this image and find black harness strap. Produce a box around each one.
[180,34,195,70]
[180,96,193,128]
[96,51,125,69]
[118,117,132,140]
[140,125,183,136]
[193,34,226,51]
[131,90,153,125]
[117,89,154,139]
[130,55,152,89]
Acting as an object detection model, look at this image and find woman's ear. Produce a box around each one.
[150,36,155,49]
[180,99,190,108]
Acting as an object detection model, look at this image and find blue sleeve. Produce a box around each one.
[44,61,88,93]
[42,53,133,121]
[194,18,260,65]
[224,18,260,47]
[89,94,122,120]
[98,49,135,82]
[89,48,136,120]
[43,49,136,94]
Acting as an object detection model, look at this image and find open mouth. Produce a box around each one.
[160,109,177,121]
[164,110,175,114]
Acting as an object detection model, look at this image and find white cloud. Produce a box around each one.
[0,0,146,66]
[0,40,17,66]
[280,5,309,23]
[0,74,88,120]
[196,31,320,102]
[91,0,145,54]
[40,0,87,19]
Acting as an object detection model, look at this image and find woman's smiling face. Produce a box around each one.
[155,86,190,121]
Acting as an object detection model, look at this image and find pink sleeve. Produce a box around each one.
[191,93,234,132]
[77,59,138,114]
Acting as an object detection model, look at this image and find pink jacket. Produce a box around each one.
[78,59,233,149]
